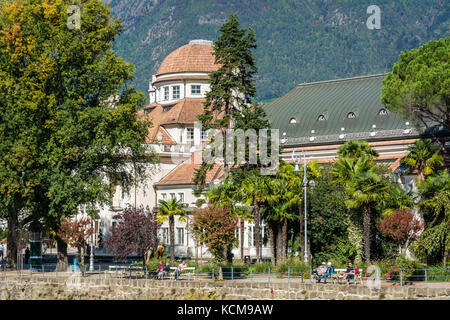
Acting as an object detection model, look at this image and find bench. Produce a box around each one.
[332,268,364,284]
[108,265,151,278]
[169,266,195,280]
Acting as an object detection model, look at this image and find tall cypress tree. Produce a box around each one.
[195,14,270,189]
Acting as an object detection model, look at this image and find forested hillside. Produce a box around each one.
[105,0,449,103]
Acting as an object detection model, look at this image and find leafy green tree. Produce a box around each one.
[156,198,186,262]
[308,169,352,265]
[402,139,444,182]
[413,170,450,265]
[0,0,151,268]
[332,155,388,263]
[381,37,450,131]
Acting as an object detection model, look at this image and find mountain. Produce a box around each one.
[105,0,450,103]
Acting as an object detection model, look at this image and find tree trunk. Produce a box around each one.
[80,246,85,267]
[276,223,283,265]
[169,216,175,262]
[56,236,68,270]
[218,264,223,280]
[282,217,288,262]
[6,207,18,268]
[253,200,261,263]
[362,205,371,264]
[240,219,245,260]
[268,223,276,265]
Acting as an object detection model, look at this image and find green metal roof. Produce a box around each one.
[263,74,420,145]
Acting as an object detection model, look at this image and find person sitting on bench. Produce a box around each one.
[176,260,186,280]
[312,262,327,278]
[345,262,359,283]
[155,260,165,279]
[161,262,171,279]
[317,262,334,283]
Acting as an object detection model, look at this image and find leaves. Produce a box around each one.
[57,217,94,249]
[0,0,152,240]
[378,209,424,247]
[381,37,450,130]
[191,206,237,264]
[105,206,160,262]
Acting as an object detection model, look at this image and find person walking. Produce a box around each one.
[0,242,4,261]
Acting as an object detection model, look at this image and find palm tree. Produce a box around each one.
[156,198,186,262]
[382,183,414,216]
[337,140,379,160]
[402,139,443,182]
[238,174,269,263]
[263,177,298,265]
[332,156,388,263]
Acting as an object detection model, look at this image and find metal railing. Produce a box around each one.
[2,263,449,287]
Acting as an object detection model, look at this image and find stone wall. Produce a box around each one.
[0,277,449,300]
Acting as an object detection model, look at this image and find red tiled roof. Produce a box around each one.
[157,126,177,145]
[154,151,224,186]
[138,98,207,144]
[156,43,219,76]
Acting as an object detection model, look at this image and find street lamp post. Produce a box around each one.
[292,150,309,264]
[89,220,94,271]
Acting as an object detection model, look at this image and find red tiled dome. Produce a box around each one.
[156,40,219,76]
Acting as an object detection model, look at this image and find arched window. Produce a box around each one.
[289,117,297,124]
[317,115,326,121]
[378,108,388,116]
[347,112,356,119]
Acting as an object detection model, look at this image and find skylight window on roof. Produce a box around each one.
[317,115,326,121]
[144,107,154,114]
[289,117,297,124]
[378,108,388,116]
[347,112,356,119]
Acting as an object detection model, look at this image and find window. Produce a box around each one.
[170,193,176,200]
[201,130,208,141]
[176,227,184,245]
[161,227,169,244]
[191,85,201,95]
[187,128,194,141]
[161,193,167,201]
[178,193,184,203]
[172,86,180,99]
[289,117,297,124]
[347,112,356,119]
[162,105,172,113]
[317,115,326,121]
[164,87,169,101]
[378,108,388,116]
